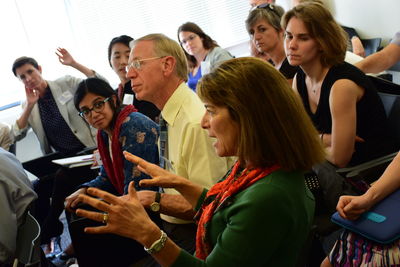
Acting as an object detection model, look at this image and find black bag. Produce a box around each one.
[306,161,360,215]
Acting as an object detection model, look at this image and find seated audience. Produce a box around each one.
[246,3,299,83]
[177,22,233,91]
[10,48,104,251]
[355,31,400,74]
[0,123,13,151]
[322,152,400,266]
[0,148,37,265]
[108,35,160,121]
[75,57,325,266]
[65,77,161,267]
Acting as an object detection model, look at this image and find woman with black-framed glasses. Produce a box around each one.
[64,77,162,266]
[246,4,299,84]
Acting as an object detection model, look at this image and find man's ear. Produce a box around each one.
[38,65,43,74]
[162,56,176,76]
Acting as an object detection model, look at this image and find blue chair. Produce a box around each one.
[361,38,382,56]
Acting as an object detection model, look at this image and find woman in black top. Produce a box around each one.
[246,3,299,83]
[282,2,394,168]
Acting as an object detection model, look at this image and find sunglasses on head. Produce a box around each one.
[251,3,280,17]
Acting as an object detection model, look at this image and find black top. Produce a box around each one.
[119,82,160,122]
[297,62,395,166]
[38,86,85,154]
[279,58,299,79]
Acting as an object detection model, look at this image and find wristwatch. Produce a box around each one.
[150,192,161,212]
[144,230,167,254]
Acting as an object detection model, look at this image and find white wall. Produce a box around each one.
[325,0,400,44]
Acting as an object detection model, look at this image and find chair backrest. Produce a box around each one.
[369,76,400,149]
[15,211,41,266]
[370,75,400,94]
[361,38,382,56]
[378,92,400,150]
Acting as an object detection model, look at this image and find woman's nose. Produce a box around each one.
[201,112,210,129]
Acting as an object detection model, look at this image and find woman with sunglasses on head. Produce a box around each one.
[72,57,325,266]
[246,3,299,84]
[64,77,161,267]
[177,22,233,91]
[108,35,160,122]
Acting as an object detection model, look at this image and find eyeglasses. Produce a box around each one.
[78,97,111,118]
[180,34,197,45]
[125,56,165,72]
[251,3,280,17]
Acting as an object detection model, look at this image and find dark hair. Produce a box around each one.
[177,22,219,69]
[107,35,134,67]
[12,56,39,76]
[74,78,121,130]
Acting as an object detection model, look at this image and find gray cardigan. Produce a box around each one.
[201,46,233,75]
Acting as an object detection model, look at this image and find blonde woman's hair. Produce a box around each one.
[197,57,325,170]
[246,4,285,34]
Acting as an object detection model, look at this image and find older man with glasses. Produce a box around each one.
[125,34,234,255]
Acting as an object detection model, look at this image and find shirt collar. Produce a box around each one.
[161,82,188,127]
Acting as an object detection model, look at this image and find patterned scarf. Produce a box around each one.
[195,161,280,260]
[96,105,137,195]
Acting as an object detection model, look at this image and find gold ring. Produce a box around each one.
[102,213,109,224]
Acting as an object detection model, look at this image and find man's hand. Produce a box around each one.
[56,47,76,67]
[25,86,39,107]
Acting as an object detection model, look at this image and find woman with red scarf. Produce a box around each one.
[73,58,325,266]
[65,77,160,266]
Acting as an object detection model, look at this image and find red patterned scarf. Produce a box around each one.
[96,105,137,195]
[195,161,280,260]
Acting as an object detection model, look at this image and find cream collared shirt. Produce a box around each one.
[161,83,234,224]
